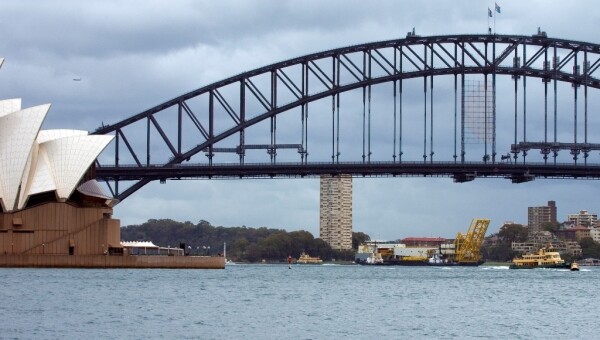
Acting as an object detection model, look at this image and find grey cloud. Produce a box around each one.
[2,0,600,239]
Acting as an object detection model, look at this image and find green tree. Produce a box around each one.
[482,244,517,262]
[352,232,370,249]
[498,223,528,244]
[288,230,316,256]
[245,243,261,262]
[542,222,560,233]
[231,237,250,260]
[259,232,292,260]
[579,237,600,258]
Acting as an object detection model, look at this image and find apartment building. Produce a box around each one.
[590,227,600,243]
[567,210,598,227]
[319,174,352,250]
[527,200,557,232]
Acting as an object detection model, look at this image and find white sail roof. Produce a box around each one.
[36,129,88,143]
[41,134,113,200]
[0,104,49,211]
[20,145,54,200]
[77,179,112,199]
[0,98,21,118]
[0,59,115,212]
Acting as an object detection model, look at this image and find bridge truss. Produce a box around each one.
[92,31,600,201]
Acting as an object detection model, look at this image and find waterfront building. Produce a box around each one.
[567,210,598,227]
[319,174,352,250]
[527,200,557,232]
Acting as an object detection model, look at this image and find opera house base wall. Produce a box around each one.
[0,255,225,269]
[0,202,225,269]
[1,202,121,256]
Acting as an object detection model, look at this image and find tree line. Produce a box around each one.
[121,219,600,263]
[121,219,370,262]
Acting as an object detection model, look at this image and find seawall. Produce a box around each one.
[0,255,225,269]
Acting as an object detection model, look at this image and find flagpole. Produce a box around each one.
[487,8,490,34]
[494,2,501,34]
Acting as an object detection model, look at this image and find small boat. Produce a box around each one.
[296,252,323,264]
[509,246,571,269]
[570,262,579,271]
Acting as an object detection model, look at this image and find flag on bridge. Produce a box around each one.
[488,8,492,17]
[495,3,501,13]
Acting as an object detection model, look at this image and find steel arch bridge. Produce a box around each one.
[93,32,600,202]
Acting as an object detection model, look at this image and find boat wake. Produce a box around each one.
[481,266,510,270]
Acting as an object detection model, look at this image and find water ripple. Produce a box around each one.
[0,265,597,339]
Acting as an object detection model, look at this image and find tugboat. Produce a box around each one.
[509,246,571,269]
[570,262,580,271]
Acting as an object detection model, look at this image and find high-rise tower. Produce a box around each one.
[528,200,557,232]
[319,174,352,250]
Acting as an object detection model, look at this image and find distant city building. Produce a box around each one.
[565,241,583,257]
[567,210,598,227]
[511,242,536,254]
[528,230,554,244]
[555,226,591,242]
[401,237,447,247]
[319,174,352,250]
[527,200,557,232]
[590,227,600,243]
[482,234,501,246]
[511,240,582,257]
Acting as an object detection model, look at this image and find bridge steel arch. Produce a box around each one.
[93,33,600,201]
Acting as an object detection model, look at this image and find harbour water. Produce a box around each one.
[1,264,598,339]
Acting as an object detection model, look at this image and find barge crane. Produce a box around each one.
[453,218,490,264]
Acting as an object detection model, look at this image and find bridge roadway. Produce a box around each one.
[95,161,600,183]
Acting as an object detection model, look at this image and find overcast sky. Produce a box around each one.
[2,0,600,240]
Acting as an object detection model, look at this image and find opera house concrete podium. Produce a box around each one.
[0,59,223,268]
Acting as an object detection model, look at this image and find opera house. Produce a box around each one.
[0,58,223,268]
